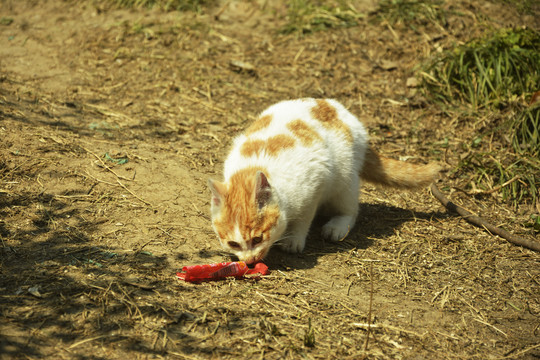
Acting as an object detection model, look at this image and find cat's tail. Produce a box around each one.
[360,146,440,189]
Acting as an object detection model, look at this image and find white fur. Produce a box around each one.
[221,98,369,255]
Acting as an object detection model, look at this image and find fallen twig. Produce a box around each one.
[116,179,152,207]
[82,146,133,182]
[82,171,152,207]
[353,322,427,338]
[67,334,118,349]
[430,183,540,252]
[364,262,375,352]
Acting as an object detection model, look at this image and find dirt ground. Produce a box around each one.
[1,0,539,359]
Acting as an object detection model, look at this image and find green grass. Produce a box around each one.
[420,27,540,110]
[455,108,540,207]
[525,214,540,232]
[457,147,539,207]
[373,0,447,30]
[303,318,316,347]
[506,103,540,204]
[280,0,364,35]
[496,0,539,14]
[513,103,540,157]
[109,0,212,11]
[420,27,540,207]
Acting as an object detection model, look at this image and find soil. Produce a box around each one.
[1,1,539,359]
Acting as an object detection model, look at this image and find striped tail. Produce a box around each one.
[360,146,440,189]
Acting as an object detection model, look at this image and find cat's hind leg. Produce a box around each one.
[321,175,360,242]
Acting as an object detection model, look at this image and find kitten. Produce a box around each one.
[208,98,439,264]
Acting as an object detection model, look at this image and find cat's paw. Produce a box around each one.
[279,236,306,253]
[322,216,354,242]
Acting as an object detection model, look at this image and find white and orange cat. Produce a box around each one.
[208,98,439,264]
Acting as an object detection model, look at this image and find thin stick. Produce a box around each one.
[473,318,508,338]
[83,170,117,186]
[118,284,146,324]
[179,94,226,114]
[82,146,133,182]
[454,175,521,195]
[214,0,231,20]
[500,343,540,359]
[364,262,374,351]
[430,183,540,252]
[82,171,152,207]
[68,334,115,349]
[483,175,521,194]
[116,179,152,207]
[353,322,427,338]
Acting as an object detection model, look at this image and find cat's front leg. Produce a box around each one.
[278,209,316,253]
[322,214,357,241]
[279,235,306,253]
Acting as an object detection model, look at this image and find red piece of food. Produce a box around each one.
[177,261,269,283]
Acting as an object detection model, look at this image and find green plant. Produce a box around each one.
[303,318,316,347]
[280,0,364,35]
[525,214,540,232]
[374,0,447,29]
[496,0,538,14]
[457,150,539,207]
[420,27,540,110]
[420,28,540,207]
[109,0,212,12]
[452,107,540,207]
[512,103,540,157]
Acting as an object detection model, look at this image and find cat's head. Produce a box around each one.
[208,167,286,264]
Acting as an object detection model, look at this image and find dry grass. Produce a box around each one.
[1,0,539,359]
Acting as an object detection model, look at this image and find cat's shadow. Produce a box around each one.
[262,202,448,270]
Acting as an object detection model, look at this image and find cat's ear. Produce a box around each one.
[254,171,272,210]
[208,179,226,209]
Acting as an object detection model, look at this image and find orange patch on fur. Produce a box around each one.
[266,134,295,154]
[212,166,280,244]
[240,135,296,157]
[287,119,322,146]
[310,99,352,142]
[240,139,266,157]
[245,114,273,135]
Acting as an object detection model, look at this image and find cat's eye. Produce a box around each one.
[227,241,242,249]
[251,236,263,245]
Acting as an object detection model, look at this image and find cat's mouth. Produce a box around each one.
[240,254,263,265]
[236,247,269,265]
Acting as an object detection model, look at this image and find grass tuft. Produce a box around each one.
[303,318,316,347]
[525,214,540,232]
[497,0,539,14]
[280,0,364,35]
[420,27,540,208]
[108,0,212,12]
[420,27,540,110]
[451,105,540,208]
[457,148,539,207]
[373,0,447,29]
[512,103,540,157]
